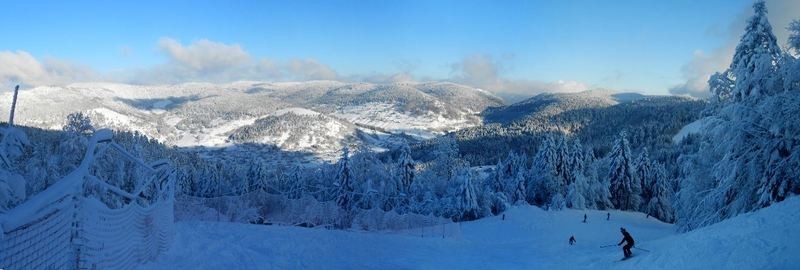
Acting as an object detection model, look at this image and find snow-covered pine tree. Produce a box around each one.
[244,163,261,193]
[529,135,558,205]
[358,177,379,210]
[0,127,28,212]
[568,139,587,179]
[729,0,784,101]
[646,163,674,222]
[396,142,416,194]
[512,170,527,204]
[498,151,517,191]
[408,176,435,215]
[566,175,588,210]
[608,131,641,211]
[676,3,800,231]
[287,165,304,199]
[334,146,355,212]
[554,136,572,187]
[58,112,95,176]
[707,71,736,112]
[0,128,29,170]
[493,151,526,203]
[433,135,460,182]
[491,157,506,194]
[634,147,654,209]
[452,164,479,221]
[487,188,510,215]
[581,143,611,209]
[790,20,800,53]
[63,112,95,135]
[548,193,566,211]
[784,20,800,91]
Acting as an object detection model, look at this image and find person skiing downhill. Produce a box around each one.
[583,214,587,223]
[618,227,635,258]
[569,235,576,245]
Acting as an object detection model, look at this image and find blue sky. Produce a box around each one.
[1,0,797,97]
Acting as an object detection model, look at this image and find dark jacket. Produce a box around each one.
[618,231,634,245]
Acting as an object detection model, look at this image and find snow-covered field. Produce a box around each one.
[138,197,800,270]
[334,102,480,139]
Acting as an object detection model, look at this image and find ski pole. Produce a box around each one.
[600,244,616,248]
[634,246,650,252]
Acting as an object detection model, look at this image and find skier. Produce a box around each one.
[583,214,587,223]
[607,212,610,220]
[569,235,576,245]
[617,227,635,258]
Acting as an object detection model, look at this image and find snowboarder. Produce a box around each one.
[607,212,610,220]
[583,214,587,223]
[569,235,576,245]
[617,227,635,258]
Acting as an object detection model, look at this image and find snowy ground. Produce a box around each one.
[140,197,800,270]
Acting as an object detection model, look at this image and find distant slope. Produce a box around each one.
[482,90,622,124]
[451,91,706,165]
[227,110,356,155]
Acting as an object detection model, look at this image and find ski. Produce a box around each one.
[619,254,634,261]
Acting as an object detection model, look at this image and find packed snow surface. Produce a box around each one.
[138,197,800,269]
[672,117,714,144]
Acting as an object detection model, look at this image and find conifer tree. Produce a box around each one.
[608,131,641,210]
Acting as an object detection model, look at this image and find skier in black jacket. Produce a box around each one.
[618,227,635,258]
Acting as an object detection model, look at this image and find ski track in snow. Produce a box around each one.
[138,197,800,270]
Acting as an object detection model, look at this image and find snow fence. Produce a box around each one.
[0,129,175,270]
[0,196,174,270]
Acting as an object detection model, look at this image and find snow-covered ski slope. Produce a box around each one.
[140,197,800,270]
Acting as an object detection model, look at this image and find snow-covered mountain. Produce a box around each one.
[227,109,354,155]
[482,90,627,124]
[0,81,502,161]
[450,90,706,165]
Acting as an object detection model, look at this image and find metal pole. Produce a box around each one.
[9,85,19,126]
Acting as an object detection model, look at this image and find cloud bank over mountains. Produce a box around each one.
[0,39,587,101]
[130,38,339,84]
[0,50,96,88]
[1,38,341,89]
[450,54,588,99]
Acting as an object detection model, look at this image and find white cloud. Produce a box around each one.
[449,54,589,101]
[1,38,340,87]
[452,54,500,85]
[286,59,338,81]
[128,38,339,84]
[352,72,416,84]
[158,38,250,72]
[670,0,799,98]
[0,50,95,89]
[669,47,735,98]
